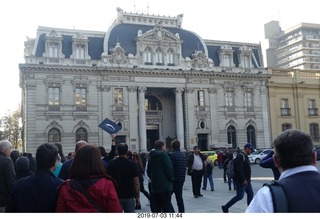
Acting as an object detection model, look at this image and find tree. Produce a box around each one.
[0,109,21,148]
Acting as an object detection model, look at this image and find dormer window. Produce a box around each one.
[49,42,59,58]
[218,45,234,68]
[237,46,252,68]
[155,48,163,65]
[75,44,85,60]
[71,33,90,65]
[144,47,152,65]
[167,48,174,66]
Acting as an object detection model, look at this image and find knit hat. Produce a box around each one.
[16,156,30,171]
[244,143,254,152]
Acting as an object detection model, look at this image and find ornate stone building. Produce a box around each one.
[19,8,270,154]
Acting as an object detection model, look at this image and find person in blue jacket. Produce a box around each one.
[259,149,280,180]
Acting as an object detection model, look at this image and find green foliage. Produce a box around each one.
[0,109,22,149]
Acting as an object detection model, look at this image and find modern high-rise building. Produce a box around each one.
[265,21,320,70]
[19,8,269,155]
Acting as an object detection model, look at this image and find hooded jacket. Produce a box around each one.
[56,176,121,212]
[147,149,174,193]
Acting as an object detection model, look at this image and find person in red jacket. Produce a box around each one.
[56,145,121,212]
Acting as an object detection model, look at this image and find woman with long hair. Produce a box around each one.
[56,145,121,212]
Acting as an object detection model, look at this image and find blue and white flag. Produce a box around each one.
[98,118,121,134]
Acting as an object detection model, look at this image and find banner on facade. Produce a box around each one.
[98,118,121,134]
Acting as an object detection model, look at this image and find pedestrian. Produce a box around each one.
[246,129,320,212]
[147,140,174,213]
[217,149,223,169]
[0,140,16,212]
[202,154,214,191]
[56,145,122,212]
[259,149,280,180]
[221,143,254,213]
[15,156,33,180]
[10,149,20,172]
[107,142,140,212]
[6,143,64,212]
[132,152,150,210]
[187,146,205,198]
[222,148,230,182]
[169,139,186,213]
[224,153,236,190]
[54,142,66,163]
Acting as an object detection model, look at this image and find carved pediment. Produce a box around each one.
[137,23,181,43]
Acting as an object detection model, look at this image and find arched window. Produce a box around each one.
[145,95,162,110]
[76,128,88,143]
[227,126,237,148]
[246,125,256,147]
[48,128,61,142]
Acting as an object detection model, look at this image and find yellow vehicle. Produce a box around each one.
[200,151,219,166]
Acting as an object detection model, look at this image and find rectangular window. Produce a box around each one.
[280,99,291,116]
[309,99,318,116]
[48,86,60,111]
[310,124,319,141]
[226,88,234,107]
[144,48,152,64]
[75,44,85,59]
[75,86,87,111]
[223,54,231,66]
[245,88,253,107]
[198,90,204,106]
[114,88,123,105]
[49,43,59,58]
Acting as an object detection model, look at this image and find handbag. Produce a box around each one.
[72,179,105,212]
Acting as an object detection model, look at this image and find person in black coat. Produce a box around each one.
[15,156,33,180]
[6,143,64,212]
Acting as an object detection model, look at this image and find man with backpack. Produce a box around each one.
[221,143,254,213]
[246,129,320,212]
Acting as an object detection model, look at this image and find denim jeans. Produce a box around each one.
[202,173,214,190]
[223,180,254,210]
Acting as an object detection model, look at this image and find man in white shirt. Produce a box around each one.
[246,129,320,212]
[187,146,205,198]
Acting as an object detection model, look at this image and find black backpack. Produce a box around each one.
[226,153,244,179]
[263,180,288,212]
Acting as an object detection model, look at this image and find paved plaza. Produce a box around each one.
[138,162,320,213]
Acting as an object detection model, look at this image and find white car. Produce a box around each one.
[248,149,272,164]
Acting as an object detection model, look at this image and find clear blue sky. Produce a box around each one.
[1,0,320,118]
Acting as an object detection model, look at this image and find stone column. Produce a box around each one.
[175,88,184,148]
[138,87,147,151]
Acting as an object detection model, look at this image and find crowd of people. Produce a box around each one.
[1,128,320,213]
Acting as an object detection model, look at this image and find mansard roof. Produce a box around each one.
[105,23,205,59]
[31,8,264,69]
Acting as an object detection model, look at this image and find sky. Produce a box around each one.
[1,0,320,118]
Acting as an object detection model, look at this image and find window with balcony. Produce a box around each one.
[308,99,318,116]
[48,85,60,111]
[282,123,292,131]
[75,85,87,111]
[48,128,60,142]
[227,125,237,148]
[280,99,291,116]
[76,128,88,142]
[310,123,319,141]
